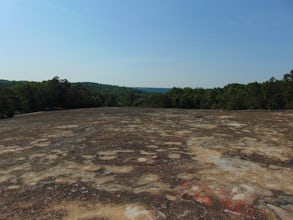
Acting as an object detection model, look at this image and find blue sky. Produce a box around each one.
[0,0,292,88]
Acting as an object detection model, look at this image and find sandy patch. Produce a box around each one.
[140,150,156,156]
[175,130,193,135]
[105,165,133,174]
[0,174,14,183]
[164,142,182,146]
[45,154,58,160]
[137,156,156,164]
[145,145,159,149]
[168,153,181,159]
[54,201,155,220]
[165,194,178,201]
[7,185,20,190]
[98,151,117,160]
[21,161,100,185]
[134,182,170,195]
[137,174,159,185]
[56,125,78,129]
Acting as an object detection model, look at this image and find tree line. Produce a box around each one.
[0,76,146,119]
[1,70,293,119]
[143,70,293,110]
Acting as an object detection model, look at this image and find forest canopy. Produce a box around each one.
[1,70,293,119]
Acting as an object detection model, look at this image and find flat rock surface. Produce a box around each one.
[0,107,292,220]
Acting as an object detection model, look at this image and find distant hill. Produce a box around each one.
[1,79,169,94]
[133,87,170,93]
[76,82,143,96]
[0,79,28,88]
[0,80,10,88]
[0,79,145,96]
[0,79,10,84]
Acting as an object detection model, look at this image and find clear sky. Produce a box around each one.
[0,0,292,88]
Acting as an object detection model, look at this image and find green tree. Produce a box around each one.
[282,70,293,108]
[0,88,19,118]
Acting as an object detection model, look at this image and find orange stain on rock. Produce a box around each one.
[177,180,257,219]
[194,194,213,205]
